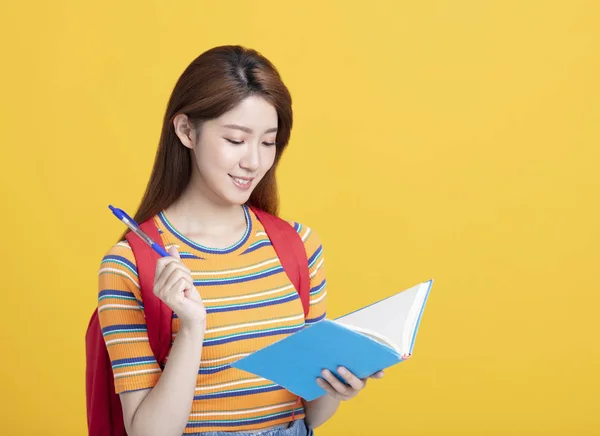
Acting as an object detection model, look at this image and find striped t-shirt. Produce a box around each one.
[97,205,327,433]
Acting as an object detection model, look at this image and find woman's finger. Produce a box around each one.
[337,367,366,391]
[370,371,385,379]
[316,378,340,399]
[321,369,355,397]
[163,277,189,307]
[168,245,181,259]
[155,262,192,295]
[162,266,194,295]
[162,258,192,277]
[154,256,179,284]
[154,257,180,286]
[155,253,191,275]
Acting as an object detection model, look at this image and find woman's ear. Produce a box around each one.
[173,114,197,150]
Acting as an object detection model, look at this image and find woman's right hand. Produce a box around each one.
[153,246,206,330]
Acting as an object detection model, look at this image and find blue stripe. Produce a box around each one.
[241,240,272,255]
[112,356,155,365]
[98,289,143,307]
[204,325,304,347]
[293,222,302,233]
[102,324,147,334]
[194,266,284,287]
[187,409,300,428]
[159,205,252,254]
[98,289,136,300]
[305,312,326,324]
[198,364,231,375]
[310,279,326,295]
[112,356,156,367]
[193,384,283,401]
[102,255,137,272]
[180,252,204,260]
[206,292,299,314]
[308,245,322,268]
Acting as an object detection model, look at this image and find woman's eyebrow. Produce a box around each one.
[222,124,278,134]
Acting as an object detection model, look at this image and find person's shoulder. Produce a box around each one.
[97,238,142,297]
[99,239,138,275]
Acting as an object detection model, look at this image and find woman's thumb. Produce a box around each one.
[168,245,181,259]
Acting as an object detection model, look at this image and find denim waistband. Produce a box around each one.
[186,418,312,436]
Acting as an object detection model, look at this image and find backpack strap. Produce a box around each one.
[85,309,126,436]
[126,220,173,366]
[250,207,311,318]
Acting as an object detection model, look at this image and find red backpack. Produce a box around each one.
[85,208,311,436]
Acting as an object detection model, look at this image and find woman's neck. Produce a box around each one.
[164,185,247,247]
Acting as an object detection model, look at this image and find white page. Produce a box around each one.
[334,282,428,354]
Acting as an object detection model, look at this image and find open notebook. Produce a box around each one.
[231,279,433,401]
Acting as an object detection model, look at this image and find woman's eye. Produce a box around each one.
[225,138,244,145]
[263,141,276,146]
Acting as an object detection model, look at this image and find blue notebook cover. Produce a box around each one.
[230,319,405,401]
[231,280,433,401]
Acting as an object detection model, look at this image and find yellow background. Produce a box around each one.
[1,1,599,435]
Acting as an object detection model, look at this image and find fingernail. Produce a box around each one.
[338,367,348,375]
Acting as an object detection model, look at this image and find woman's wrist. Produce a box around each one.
[177,319,206,339]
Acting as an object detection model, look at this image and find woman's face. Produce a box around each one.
[177,95,278,206]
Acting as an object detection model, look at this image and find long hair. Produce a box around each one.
[120,45,293,241]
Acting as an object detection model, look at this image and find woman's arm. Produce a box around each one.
[120,323,205,436]
[104,245,207,436]
[303,394,341,428]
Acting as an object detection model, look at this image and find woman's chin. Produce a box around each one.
[219,190,253,207]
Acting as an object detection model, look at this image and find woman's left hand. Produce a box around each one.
[316,367,384,401]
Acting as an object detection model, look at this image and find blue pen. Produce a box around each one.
[108,205,170,257]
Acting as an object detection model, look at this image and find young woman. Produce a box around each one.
[98,45,383,436]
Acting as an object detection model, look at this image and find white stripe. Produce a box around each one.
[194,377,267,392]
[114,368,161,379]
[99,267,139,288]
[202,283,294,304]
[191,257,279,276]
[206,314,305,334]
[256,231,267,237]
[98,304,140,312]
[301,227,312,242]
[105,337,149,346]
[201,353,250,365]
[190,401,296,417]
[309,258,325,279]
[310,291,327,305]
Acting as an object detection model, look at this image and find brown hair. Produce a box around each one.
[120,45,293,241]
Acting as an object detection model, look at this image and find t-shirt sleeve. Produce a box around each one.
[97,241,161,394]
[291,222,327,325]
